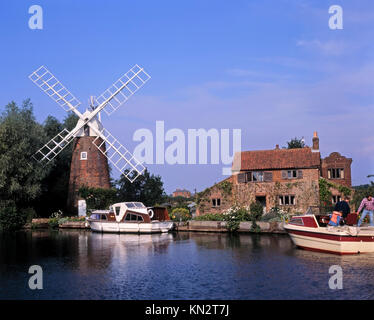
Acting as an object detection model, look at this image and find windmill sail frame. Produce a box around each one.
[29,64,150,182]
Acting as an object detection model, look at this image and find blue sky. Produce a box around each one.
[0,0,373,193]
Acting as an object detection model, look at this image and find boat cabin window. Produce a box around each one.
[114,206,120,216]
[90,214,100,220]
[100,214,107,220]
[125,202,145,208]
[289,217,304,226]
[124,213,144,222]
[134,202,145,208]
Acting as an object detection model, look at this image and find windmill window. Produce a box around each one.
[80,152,87,160]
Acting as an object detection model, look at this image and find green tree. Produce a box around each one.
[0,100,48,230]
[116,169,166,207]
[164,195,192,210]
[78,186,118,210]
[170,207,191,221]
[34,112,79,216]
[285,137,305,149]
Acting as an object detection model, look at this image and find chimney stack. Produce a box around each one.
[275,144,279,150]
[312,131,319,152]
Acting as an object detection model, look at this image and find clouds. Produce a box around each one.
[103,54,373,192]
[296,39,348,56]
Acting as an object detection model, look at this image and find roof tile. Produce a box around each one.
[232,147,321,171]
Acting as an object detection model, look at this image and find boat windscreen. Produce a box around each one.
[134,202,145,208]
[125,202,145,208]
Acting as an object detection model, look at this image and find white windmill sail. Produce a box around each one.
[29,64,151,182]
[32,128,75,163]
[29,66,82,112]
[91,127,145,183]
[95,64,151,115]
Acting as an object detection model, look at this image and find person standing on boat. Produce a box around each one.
[357,194,374,227]
[334,196,351,220]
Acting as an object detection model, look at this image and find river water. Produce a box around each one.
[0,230,373,300]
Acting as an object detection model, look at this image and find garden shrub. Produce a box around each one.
[170,208,191,221]
[0,205,28,232]
[223,206,251,232]
[249,202,264,233]
[194,213,225,221]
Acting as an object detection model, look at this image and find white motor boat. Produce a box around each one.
[284,213,374,255]
[87,202,174,234]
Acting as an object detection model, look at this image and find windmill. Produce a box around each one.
[29,64,151,213]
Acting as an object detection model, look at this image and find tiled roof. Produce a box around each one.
[232,147,321,171]
[173,189,190,193]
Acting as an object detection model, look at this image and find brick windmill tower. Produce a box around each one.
[66,99,111,213]
[29,65,151,214]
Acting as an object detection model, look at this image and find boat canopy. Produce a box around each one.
[125,202,146,208]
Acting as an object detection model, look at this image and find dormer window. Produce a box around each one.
[80,152,87,160]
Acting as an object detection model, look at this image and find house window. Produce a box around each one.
[238,171,273,183]
[212,198,221,207]
[328,168,344,179]
[279,195,296,206]
[80,152,87,160]
[332,195,342,204]
[282,170,303,180]
[252,172,264,182]
[288,170,298,179]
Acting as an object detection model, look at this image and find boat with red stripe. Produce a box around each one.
[284,210,374,255]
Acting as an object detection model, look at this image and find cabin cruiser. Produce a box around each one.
[284,208,374,255]
[87,202,174,234]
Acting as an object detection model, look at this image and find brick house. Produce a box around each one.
[196,132,353,216]
[172,188,191,198]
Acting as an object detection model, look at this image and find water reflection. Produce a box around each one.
[0,230,373,299]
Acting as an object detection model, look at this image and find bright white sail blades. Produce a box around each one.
[29,66,81,112]
[29,64,150,183]
[92,128,145,183]
[95,64,151,116]
[32,128,74,163]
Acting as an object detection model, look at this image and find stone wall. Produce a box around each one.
[197,168,320,216]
